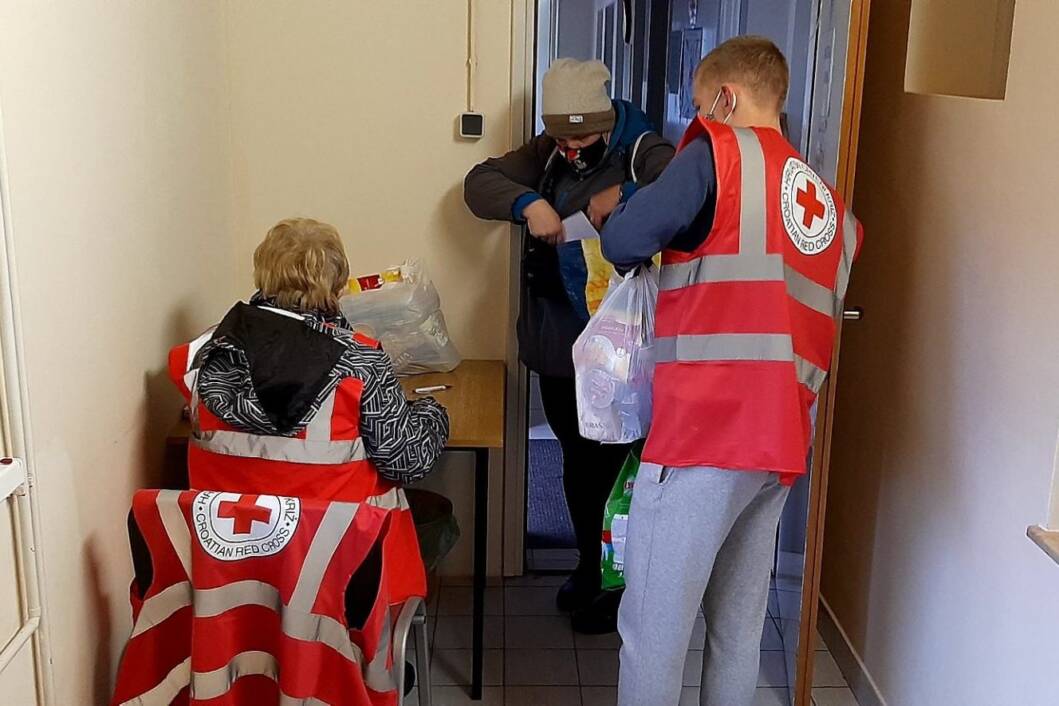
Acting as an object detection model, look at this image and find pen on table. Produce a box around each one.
[413,384,451,395]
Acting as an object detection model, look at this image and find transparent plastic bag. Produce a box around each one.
[573,265,658,443]
[339,260,461,376]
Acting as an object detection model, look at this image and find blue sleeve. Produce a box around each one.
[600,138,716,269]
[512,192,543,222]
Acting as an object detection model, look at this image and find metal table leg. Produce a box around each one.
[470,447,489,700]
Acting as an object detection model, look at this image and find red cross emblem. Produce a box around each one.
[795,179,827,229]
[217,494,272,535]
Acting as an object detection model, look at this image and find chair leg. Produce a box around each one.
[413,602,432,706]
[392,597,422,706]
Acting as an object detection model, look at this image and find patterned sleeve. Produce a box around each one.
[357,349,451,483]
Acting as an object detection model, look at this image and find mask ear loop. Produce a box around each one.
[723,92,737,124]
[705,89,723,121]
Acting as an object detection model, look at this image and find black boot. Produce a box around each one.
[556,569,600,612]
[571,588,622,635]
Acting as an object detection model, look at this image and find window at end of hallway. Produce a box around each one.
[904,0,1015,100]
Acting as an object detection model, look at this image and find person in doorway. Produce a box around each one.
[600,37,863,705]
[168,217,450,609]
[464,59,674,633]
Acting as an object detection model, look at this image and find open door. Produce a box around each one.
[515,2,870,701]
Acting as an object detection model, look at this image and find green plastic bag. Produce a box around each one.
[601,442,644,590]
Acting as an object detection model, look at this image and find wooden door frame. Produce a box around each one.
[794,1,871,704]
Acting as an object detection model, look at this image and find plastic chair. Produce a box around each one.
[392,597,431,706]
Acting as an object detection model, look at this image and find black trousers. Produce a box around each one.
[538,374,632,584]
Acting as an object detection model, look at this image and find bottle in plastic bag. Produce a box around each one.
[573,265,658,444]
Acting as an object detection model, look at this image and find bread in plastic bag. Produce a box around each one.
[339,260,461,376]
[573,265,658,443]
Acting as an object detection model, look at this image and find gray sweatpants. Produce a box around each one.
[616,463,791,706]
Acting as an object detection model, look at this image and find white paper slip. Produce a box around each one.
[562,210,600,243]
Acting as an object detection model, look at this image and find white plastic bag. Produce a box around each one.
[339,260,461,375]
[573,265,658,443]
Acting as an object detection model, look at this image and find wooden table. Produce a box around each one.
[169,359,506,701]
[402,360,505,701]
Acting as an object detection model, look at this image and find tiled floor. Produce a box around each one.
[405,574,862,706]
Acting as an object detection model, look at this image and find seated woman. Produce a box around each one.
[168,217,450,605]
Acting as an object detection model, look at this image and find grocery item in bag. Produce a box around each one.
[601,443,643,590]
[573,266,658,443]
[339,260,461,375]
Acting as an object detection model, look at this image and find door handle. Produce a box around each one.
[843,307,864,321]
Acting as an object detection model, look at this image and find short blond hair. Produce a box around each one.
[253,218,350,313]
[695,35,789,111]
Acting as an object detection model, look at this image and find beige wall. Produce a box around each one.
[0,2,236,703]
[0,2,522,701]
[822,2,1059,704]
[225,0,515,359]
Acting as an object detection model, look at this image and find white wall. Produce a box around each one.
[223,0,519,579]
[821,2,1059,704]
[0,2,236,703]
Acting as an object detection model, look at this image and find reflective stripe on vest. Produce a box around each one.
[190,388,368,465]
[119,653,334,706]
[123,492,393,705]
[656,126,855,394]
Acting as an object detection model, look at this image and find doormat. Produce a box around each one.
[527,438,576,549]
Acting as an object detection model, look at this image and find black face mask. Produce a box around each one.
[562,137,608,175]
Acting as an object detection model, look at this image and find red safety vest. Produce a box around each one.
[168,310,426,605]
[643,118,863,478]
[111,489,397,706]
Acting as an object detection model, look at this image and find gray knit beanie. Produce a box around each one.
[541,59,615,138]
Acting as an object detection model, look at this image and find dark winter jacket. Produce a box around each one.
[464,100,674,377]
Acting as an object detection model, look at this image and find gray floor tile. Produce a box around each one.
[504,648,580,686]
[577,648,620,686]
[582,686,618,706]
[776,590,802,621]
[758,651,789,687]
[504,573,568,587]
[505,686,582,705]
[812,687,860,706]
[689,616,706,649]
[683,650,703,687]
[812,651,848,688]
[752,687,790,705]
[433,615,503,649]
[505,586,562,616]
[429,648,504,686]
[426,686,505,705]
[575,630,622,650]
[679,687,700,705]
[437,585,504,616]
[504,615,574,649]
[530,548,580,572]
[761,618,785,650]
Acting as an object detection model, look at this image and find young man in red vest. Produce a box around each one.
[600,37,862,705]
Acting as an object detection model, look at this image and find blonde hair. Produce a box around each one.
[253,218,350,313]
[695,35,789,111]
